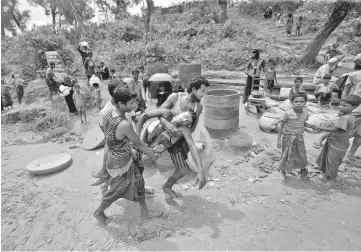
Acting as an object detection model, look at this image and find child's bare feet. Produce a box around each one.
[93,210,109,224]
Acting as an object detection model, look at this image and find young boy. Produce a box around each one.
[314,74,338,108]
[93,86,158,224]
[289,77,306,100]
[295,16,302,36]
[275,12,281,27]
[109,69,119,81]
[324,43,345,64]
[128,69,146,114]
[264,59,279,95]
[72,84,86,124]
[314,95,361,180]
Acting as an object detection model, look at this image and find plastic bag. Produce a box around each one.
[279,88,291,98]
[265,97,280,109]
[259,112,282,133]
[305,105,322,114]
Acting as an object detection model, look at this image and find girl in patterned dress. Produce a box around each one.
[277,92,313,183]
[93,86,158,224]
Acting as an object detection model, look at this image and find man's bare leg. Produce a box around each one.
[92,147,109,186]
[163,169,187,198]
[93,200,112,224]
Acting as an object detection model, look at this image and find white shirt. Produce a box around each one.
[313,64,330,85]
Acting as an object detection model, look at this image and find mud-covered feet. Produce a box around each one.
[91,177,108,186]
[91,171,108,179]
[93,210,109,225]
[280,171,287,183]
[162,186,174,199]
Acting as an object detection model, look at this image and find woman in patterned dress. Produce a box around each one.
[93,86,158,224]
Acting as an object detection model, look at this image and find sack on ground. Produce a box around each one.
[259,112,282,133]
[305,104,322,114]
[265,97,280,109]
[306,113,339,128]
[267,106,286,116]
[278,99,293,111]
[279,88,291,99]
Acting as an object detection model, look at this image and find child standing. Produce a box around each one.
[315,95,361,180]
[93,86,158,224]
[289,77,306,100]
[314,74,338,108]
[73,84,87,124]
[277,92,312,183]
[93,83,102,111]
[275,12,281,27]
[264,59,279,95]
[295,16,302,36]
[285,13,293,37]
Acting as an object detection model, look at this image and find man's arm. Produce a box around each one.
[140,80,146,100]
[190,103,203,133]
[342,75,353,99]
[135,108,172,135]
[160,93,178,110]
[118,120,157,159]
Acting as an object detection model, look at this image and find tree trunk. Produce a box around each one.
[302,1,354,64]
[145,0,153,45]
[51,6,57,34]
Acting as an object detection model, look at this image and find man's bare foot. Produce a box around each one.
[280,171,287,183]
[144,187,155,194]
[162,186,174,199]
[140,205,149,220]
[91,177,107,186]
[171,189,182,197]
[93,210,109,224]
[92,171,108,179]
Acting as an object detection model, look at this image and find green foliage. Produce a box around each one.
[239,0,302,16]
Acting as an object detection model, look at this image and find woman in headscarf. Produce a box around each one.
[60,77,78,115]
[243,49,266,104]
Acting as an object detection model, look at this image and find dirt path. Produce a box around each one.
[2,100,361,251]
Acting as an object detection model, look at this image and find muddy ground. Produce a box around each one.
[2,86,361,251]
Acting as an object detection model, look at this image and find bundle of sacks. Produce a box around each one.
[259,98,339,133]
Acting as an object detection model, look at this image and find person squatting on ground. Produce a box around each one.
[312,57,339,85]
[264,59,279,95]
[314,74,338,109]
[277,92,313,183]
[93,86,158,224]
[313,95,361,180]
[73,84,87,124]
[243,49,266,103]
